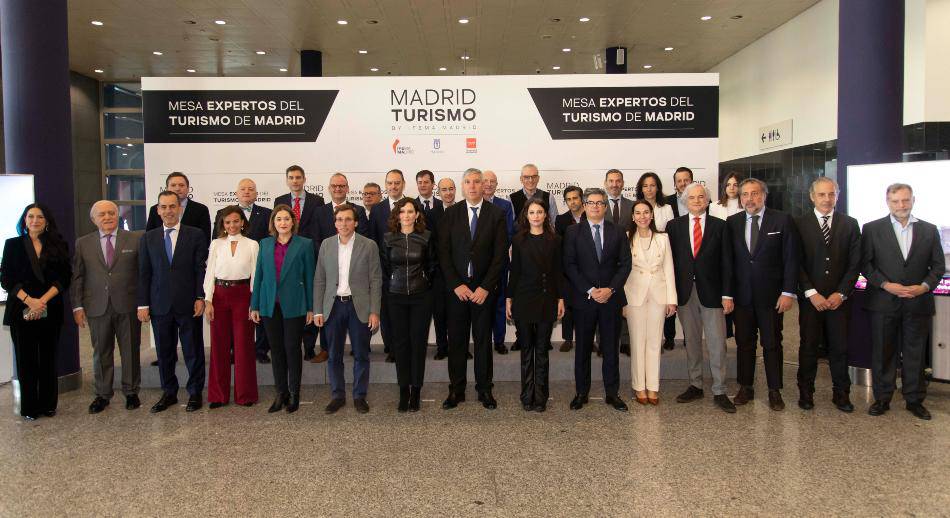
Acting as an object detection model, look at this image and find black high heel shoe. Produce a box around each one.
[268,392,289,413]
[285,393,300,413]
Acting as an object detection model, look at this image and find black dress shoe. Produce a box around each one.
[22,415,37,421]
[478,391,498,409]
[494,343,508,355]
[185,395,202,412]
[832,389,854,413]
[868,400,890,416]
[442,392,464,410]
[522,403,534,411]
[43,410,57,417]
[733,386,754,406]
[398,386,410,413]
[125,394,141,410]
[535,404,547,413]
[256,354,271,364]
[150,393,178,413]
[268,393,289,413]
[510,342,521,351]
[385,353,396,363]
[408,386,421,412]
[605,395,629,412]
[354,398,370,414]
[662,338,675,351]
[569,394,588,410]
[209,402,226,409]
[303,350,316,361]
[286,393,300,413]
[676,385,704,403]
[325,398,346,414]
[767,390,785,411]
[714,394,737,413]
[88,397,110,414]
[434,350,448,360]
[906,402,932,420]
[619,343,630,356]
[798,388,815,410]
[150,359,160,367]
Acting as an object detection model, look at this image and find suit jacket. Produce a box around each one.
[795,211,861,299]
[438,200,508,293]
[667,214,732,308]
[563,219,632,310]
[726,208,800,307]
[417,196,444,241]
[861,216,945,315]
[664,193,681,218]
[146,199,212,247]
[313,233,382,323]
[624,232,677,307]
[313,202,369,245]
[606,196,634,226]
[250,235,315,318]
[1,236,72,326]
[71,229,142,316]
[555,211,586,237]
[137,225,207,316]
[489,196,515,242]
[508,234,564,323]
[274,192,325,243]
[214,204,271,242]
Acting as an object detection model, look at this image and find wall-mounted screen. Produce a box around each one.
[0,175,35,303]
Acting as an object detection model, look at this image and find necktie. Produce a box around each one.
[749,215,760,252]
[593,224,603,262]
[425,199,430,211]
[105,234,115,267]
[821,215,831,245]
[692,217,702,257]
[611,199,620,225]
[164,228,174,263]
[292,196,301,222]
[469,207,479,277]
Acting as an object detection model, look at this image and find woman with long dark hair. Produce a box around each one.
[380,198,437,412]
[622,200,676,405]
[635,172,675,231]
[506,199,565,412]
[710,171,743,220]
[0,204,72,421]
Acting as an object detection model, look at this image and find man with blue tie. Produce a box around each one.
[483,170,515,354]
[415,170,448,357]
[563,188,632,412]
[137,191,208,413]
[229,178,272,363]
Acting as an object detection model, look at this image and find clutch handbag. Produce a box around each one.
[23,307,48,319]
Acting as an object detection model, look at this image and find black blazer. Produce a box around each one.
[510,189,551,221]
[508,233,564,322]
[726,208,800,307]
[215,204,272,242]
[137,225,208,316]
[795,212,861,298]
[555,211,586,237]
[274,191,325,243]
[0,236,72,326]
[437,201,507,293]
[861,216,945,315]
[667,214,732,308]
[314,202,369,245]
[146,199,212,247]
[563,219,631,310]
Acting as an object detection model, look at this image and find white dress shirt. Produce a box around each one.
[336,235,354,296]
[203,234,259,300]
[163,223,181,255]
[687,212,707,253]
[466,201,483,277]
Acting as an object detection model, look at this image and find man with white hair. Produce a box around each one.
[72,200,144,414]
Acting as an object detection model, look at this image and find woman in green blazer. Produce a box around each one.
[251,205,315,413]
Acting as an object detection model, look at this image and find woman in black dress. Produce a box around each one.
[506,199,565,412]
[1,204,72,421]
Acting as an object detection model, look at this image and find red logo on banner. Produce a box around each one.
[392,138,400,154]
[466,137,477,153]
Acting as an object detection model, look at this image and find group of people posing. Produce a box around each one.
[3,164,942,421]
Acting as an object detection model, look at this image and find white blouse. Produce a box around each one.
[652,203,675,231]
[709,198,742,221]
[202,234,260,300]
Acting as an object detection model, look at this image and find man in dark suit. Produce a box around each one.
[229,178,272,363]
[564,187,632,412]
[274,164,326,362]
[415,169,448,358]
[862,183,945,420]
[726,178,800,411]
[439,168,508,410]
[145,171,212,246]
[137,191,208,413]
[667,183,736,413]
[794,177,861,412]
[314,173,369,244]
[605,169,636,356]
[509,163,558,224]
[664,166,694,219]
[484,170,515,354]
[555,186,585,353]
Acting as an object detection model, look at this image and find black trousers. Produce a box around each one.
[11,319,61,417]
[379,290,394,353]
[262,304,305,396]
[515,320,553,406]
[664,314,676,342]
[798,299,851,392]
[432,276,449,353]
[870,304,931,404]
[254,321,270,357]
[574,303,621,397]
[446,282,495,394]
[389,291,432,388]
[733,304,784,390]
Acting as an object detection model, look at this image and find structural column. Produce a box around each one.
[1,0,80,388]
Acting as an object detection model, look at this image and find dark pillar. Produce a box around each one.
[1,0,80,388]
[605,47,627,74]
[301,50,323,77]
[837,0,904,370]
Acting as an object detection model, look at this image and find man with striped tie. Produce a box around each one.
[794,177,861,413]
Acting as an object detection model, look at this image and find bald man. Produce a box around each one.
[438,178,456,207]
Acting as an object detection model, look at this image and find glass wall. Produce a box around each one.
[101,82,145,230]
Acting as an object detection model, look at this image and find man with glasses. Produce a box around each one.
[362,182,383,219]
[509,163,558,224]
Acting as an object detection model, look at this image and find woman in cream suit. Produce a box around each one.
[623,200,677,405]
[635,172,675,230]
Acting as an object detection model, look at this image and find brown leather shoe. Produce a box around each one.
[733,386,754,406]
[310,350,329,363]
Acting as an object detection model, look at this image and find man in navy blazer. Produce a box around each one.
[145,171,212,246]
[227,179,272,363]
[315,173,369,244]
[563,187,632,412]
[484,171,515,354]
[137,191,208,414]
[726,178,800,411]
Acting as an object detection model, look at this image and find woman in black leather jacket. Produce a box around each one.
[380,198,438,412]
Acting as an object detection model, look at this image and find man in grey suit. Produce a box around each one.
[72,200,143,414]
[314,203,382,414]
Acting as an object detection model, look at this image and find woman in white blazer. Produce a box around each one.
[635,172,675,230]
[709,171,743,220]
[623,200,677,405]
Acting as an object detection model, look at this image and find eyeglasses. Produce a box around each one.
[329,184,348,189]
[521,175,539,181]
[585,201,607,207]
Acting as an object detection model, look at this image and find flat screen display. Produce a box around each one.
[0,175,35,303]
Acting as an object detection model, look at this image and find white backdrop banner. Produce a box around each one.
[142,74,719,213]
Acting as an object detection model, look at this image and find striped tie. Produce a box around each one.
[821,215,831,245]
